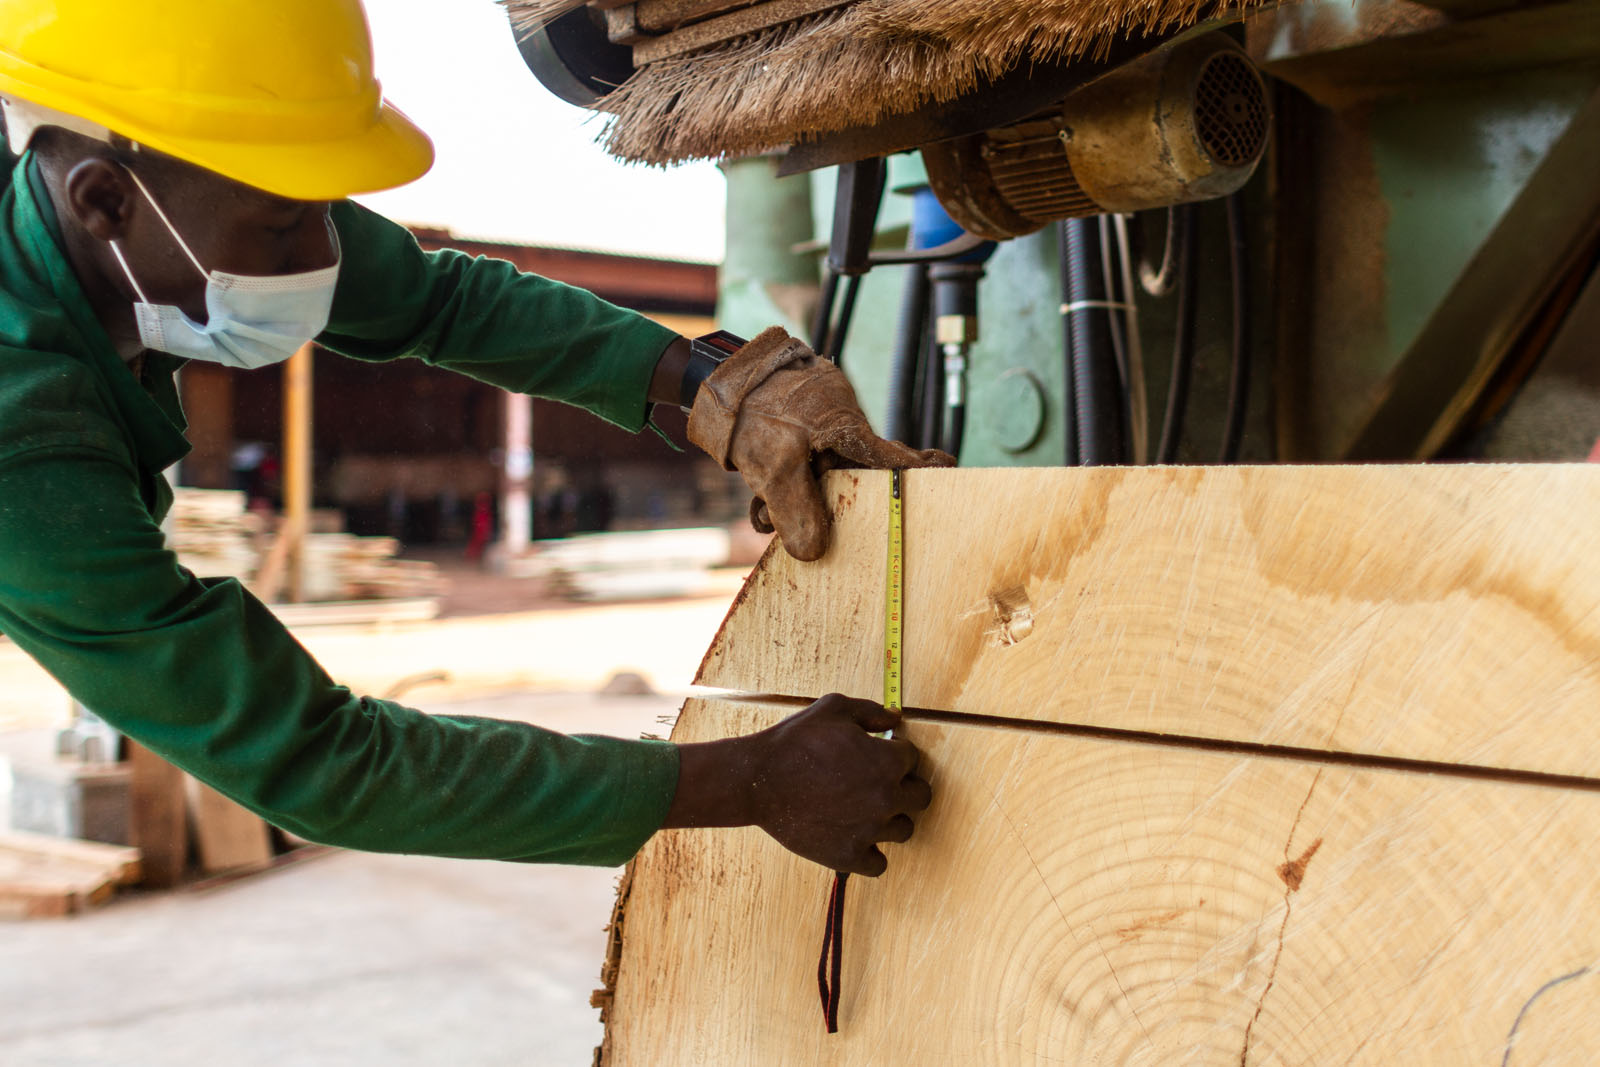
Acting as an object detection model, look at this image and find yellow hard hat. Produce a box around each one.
[0,0,433,200]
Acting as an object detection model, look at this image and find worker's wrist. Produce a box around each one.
[661,736,760,830]
[647,337,692,408]
[646,331,748,412]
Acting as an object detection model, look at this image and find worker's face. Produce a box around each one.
[61,150,337,324]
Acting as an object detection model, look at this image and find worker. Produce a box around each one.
[0,1,948,877]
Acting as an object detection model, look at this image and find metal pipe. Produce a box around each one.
[502,391,534,558]
[810,267,839,353]
[824,274,862,365]
[941,342,968,458]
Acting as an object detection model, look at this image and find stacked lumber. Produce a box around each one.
[535,527,731,601]
[0,831,141,919]
[602,466,1600,1064]
[169,488,442,603]
[168,488,262,581]
[299,534,444,603]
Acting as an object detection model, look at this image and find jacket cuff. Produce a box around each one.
[685,326,811,470]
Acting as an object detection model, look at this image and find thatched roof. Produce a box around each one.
[506,0,1264,165]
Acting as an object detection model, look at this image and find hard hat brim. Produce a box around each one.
[130,100,436,202]
[0,57,435,200]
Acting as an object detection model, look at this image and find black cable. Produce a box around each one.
[816,871,848,1033]
[1218,194,1251,463]
[885,263,930,444]
[1099,215,1130,399]
[1139,206,1180,297]
[823,275,863,366]
[1156,205,1199,464]
[1098,214,1137,461]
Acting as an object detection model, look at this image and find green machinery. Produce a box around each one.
[521,0,1600,469]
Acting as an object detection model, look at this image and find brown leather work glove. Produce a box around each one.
[687,326,954,561]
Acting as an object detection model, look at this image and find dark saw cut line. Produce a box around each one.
[704,691,1600,796]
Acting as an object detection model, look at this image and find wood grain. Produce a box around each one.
[608,698,1600,1065]
[698,466,1600,778]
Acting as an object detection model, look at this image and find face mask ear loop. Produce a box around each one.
[108,241,151,304]
[120,165,209,280]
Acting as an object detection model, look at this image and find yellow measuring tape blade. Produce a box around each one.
[884,470,903,712]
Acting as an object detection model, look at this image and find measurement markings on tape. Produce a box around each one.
[884,469,903,713]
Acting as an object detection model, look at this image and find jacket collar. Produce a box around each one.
[6,152,190,473]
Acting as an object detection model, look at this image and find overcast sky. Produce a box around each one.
[353,0,727,262]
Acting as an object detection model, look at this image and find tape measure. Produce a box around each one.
[820,467,907,1035]
[883,469,904,713]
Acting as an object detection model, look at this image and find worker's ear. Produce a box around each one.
[62,157,138,243]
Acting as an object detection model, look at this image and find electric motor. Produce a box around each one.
[921,34,1271,239]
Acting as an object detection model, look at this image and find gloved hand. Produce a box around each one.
[687,326,954,561]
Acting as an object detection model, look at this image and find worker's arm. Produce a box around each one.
[315,204,952,561]
[0,445,927,870]
[316,200,677,433]
[0,444,677,865]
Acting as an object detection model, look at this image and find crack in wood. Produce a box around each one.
[703,692,1600,794]
[1240,769,1325,1066]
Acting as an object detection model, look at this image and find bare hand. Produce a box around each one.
[665,694,933,876]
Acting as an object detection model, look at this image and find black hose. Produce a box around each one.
[1058,222,1078,467]
[823,275,862,366]
[1218,195,1251,463]
[885,263,930,444]
[1061,218,1125,466]
[1156,205,1199,464]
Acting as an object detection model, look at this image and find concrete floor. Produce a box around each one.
[0,691,682,1067]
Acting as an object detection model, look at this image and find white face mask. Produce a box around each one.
[108,168,341,370]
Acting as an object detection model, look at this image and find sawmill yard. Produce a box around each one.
[0,571,737,1066]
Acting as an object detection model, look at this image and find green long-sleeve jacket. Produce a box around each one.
[0,151,682,865]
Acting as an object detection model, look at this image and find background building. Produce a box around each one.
[176,227,737,550]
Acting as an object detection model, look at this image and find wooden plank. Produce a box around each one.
[185,777,273,875]
[632,0,851,63]
[604,5,647,45]
[0,831,140,885]
[606,698,1600,1064]
[697,466,1600,779]
[0,834,138,919]
[127,741,187,888]
[635,0,759,32]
